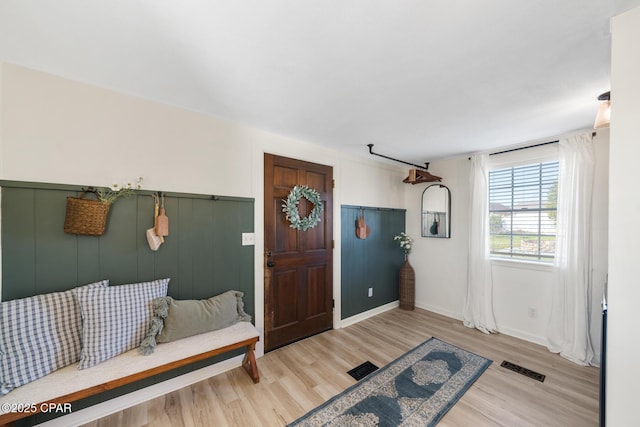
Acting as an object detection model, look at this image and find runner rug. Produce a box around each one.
[288,337,492,426]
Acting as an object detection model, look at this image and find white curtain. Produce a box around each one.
[547,133,595,366]
[463,154,497,334]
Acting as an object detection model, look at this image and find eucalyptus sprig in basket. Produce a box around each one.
[64,177,142,236]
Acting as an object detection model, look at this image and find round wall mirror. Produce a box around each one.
[421,184,451,238]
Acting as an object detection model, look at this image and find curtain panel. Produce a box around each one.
[463,154,498,334]
[547,133,596,366]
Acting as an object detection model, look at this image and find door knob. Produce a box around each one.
[267,260,275,268]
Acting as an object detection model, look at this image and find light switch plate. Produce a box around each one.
[242,232,255,246]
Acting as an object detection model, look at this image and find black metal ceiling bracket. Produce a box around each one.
[367,144,429,170]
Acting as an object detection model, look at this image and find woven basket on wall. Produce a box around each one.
[63,192,111,236]
[399,256,415,310]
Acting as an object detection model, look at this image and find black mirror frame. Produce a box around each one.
[421,184,451,238]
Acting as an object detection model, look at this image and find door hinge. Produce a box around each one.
[332,239,335,249]
[332,299,335,308]
[332,179,335,188]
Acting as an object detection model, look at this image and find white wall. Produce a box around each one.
[608,6,640,425]
[405,157,469,320]
[1,64,252,197]
[0,63,407,353]
[406,132,609,361]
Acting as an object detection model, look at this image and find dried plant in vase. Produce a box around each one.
[394,232,415,310]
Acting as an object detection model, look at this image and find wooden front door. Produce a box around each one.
[264,154,333,351]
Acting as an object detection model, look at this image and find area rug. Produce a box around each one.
[288,337,492,426]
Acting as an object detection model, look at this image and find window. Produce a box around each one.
[489,161,559,262]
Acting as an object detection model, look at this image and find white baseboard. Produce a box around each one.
[414,301,463,321]
[339,301,399,328]
[415,301,550,348]
[39,355,245,427]
[495,325,548,347]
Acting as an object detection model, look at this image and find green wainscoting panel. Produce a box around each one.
[1,181,255,426]
[1,187,37,299]
[341,205,406,319]
[1,181,254,303]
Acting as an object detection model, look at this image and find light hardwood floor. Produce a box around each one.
[84,308,599,426]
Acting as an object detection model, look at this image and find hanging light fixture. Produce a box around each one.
[594,91,611,129]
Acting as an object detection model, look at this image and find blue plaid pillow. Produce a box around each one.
[75,278,169,369]
[0,280,109,395]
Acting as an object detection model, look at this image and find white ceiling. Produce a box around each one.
[1,1,638,164]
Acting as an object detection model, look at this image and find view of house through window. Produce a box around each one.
[489,161,559,262]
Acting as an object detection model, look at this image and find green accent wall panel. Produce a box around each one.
[77,232,102,286]
[2,188,36,301]
[135,196,157,282]
[99,197,141,285]
[1,182,254,308]
[34,189,79,295]
[212,199,256,314]
[340,205,406,319]
[177,197,195,299]
[191,199,215,299]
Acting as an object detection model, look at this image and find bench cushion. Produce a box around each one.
[0,321,260,415]
[0,280,109,395]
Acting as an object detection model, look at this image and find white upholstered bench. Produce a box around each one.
[0,321,260,426]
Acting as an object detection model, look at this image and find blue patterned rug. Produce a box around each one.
[288,337,492,426]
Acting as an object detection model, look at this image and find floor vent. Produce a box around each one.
[500,360,546,382]
[347,361,379,381]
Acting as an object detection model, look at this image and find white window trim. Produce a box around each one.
[491,257,556,272]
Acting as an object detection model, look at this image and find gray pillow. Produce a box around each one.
[154,290,251,344]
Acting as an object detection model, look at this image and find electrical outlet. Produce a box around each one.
[528,307,537,318]
[241,233,255,246]
[368,287,373,297]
